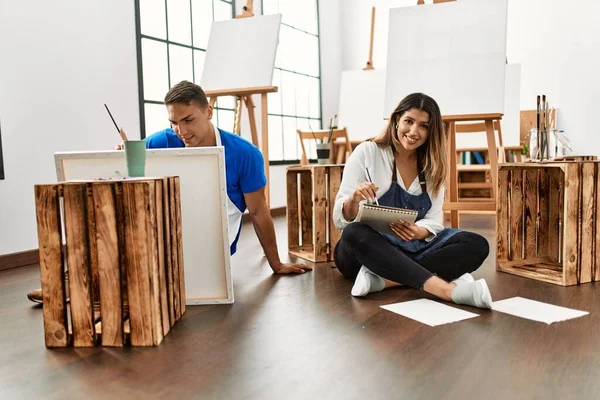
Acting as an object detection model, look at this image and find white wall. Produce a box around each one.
[506,0,600,155]
[0,0,140,255]
[340,0,600,154]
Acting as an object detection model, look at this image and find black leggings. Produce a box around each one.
[334,222,489,289]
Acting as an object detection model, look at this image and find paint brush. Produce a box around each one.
[536,95,540,159]
[104,104,128,141]
[327,113,337,144]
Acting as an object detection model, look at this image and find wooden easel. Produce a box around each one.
[205,0,277,205]
[236,0,254,18]
[415,0,501,228]
[444,114,502,228]
[363,7,376,70]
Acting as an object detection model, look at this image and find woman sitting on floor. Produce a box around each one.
[332,92,492,309]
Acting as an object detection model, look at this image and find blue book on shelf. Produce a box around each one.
[473,151,485,164]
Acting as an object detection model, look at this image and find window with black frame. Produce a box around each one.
[263,0,322,163]
[135,0,236,138]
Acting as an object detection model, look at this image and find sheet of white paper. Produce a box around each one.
[492,297,589,325]
[380,299,479,327]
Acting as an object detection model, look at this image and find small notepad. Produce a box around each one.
[355,203,418,235]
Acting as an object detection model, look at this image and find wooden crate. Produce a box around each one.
[286,165,343,262]
[34,177,185,348]
[496,162,600,286]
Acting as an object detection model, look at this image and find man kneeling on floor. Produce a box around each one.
[27,80,311,304]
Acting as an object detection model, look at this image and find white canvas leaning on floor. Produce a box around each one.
[54,147,234,305]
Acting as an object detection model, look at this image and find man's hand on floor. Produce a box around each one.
[273,262,313,275]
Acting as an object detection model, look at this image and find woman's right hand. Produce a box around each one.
[343,182,379,222]
[350,182,379,205]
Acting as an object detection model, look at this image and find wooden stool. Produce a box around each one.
[444,114,501,228]
[34,177,185,348]
[497,161,600,286]
[286,165,343,262]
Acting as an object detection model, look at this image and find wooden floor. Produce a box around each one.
[2,215,600,399]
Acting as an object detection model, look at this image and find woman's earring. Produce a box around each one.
[396,124,399,129]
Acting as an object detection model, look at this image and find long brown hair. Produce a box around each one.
[372,93,447,196]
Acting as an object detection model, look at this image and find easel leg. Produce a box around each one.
[244,96,259,146]
[261,93,270,206]
[485,119,499,199]
[448,122,459,228]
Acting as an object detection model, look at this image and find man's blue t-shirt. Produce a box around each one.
[145,128,267,255]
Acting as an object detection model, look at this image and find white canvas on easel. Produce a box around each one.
[54,147,234,305]
[200,14,282,90]
[383,0,508,116]
[337,7,387,142]
[338,69,387,141]
[456,63,521,149]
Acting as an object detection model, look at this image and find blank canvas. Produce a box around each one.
[384,0,508,116]
[201,14,282,91]
[55,148,234,305]
[338,69,388,141]
[455,63,521,149]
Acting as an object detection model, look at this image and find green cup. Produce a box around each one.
[123,140,147,177]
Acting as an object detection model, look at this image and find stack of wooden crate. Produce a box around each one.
[34,177,185,348]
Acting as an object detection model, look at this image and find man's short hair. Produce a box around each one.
[164,80,209,108]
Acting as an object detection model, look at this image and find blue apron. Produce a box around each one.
[378,156,459,261]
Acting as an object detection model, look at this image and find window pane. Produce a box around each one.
[268,69,282,115]
[262,0,279,15]
[169,44,194,87]
[192,0,213,49]
[213,0,232,21]
[142,39,169,101]
[282,1,317,35]
[307,77,321,119]
[140,0,167,39]
[217,109,234,133]
[304,34,320,77]
[268,115,283,161]
[167,0,192,45]
[278,25,293,71]
[281,28,319,77]
[145,103,170,137]
[282,116,299,160]
[280,71,296,116]
[296,118,318,160]
[295,75,310,118]
[215,96,234,109]
[193,49,206,85]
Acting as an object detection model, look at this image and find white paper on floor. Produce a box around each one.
[380,298,480,327]
[492,297,589,325]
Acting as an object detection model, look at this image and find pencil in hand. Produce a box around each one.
[365,167,379,205]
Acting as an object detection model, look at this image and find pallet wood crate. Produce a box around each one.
[34,177,185,348]
[286,165,343,262]
[497,161,600,286]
